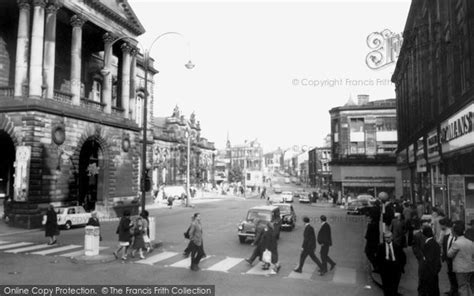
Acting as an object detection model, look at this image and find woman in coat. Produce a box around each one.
[44,204,59,245]
[262,221,280,273]
[113,210,133,260]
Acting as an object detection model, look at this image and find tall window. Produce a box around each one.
[136,94,144,127]
[92,80,102,102]
[376,117,396,131]
[350,118,364,132]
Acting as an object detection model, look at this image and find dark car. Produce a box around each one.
[237,205,281,243]
[347,199,372,215]
[274,203,296,231]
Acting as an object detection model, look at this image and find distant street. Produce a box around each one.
[0,184,378,296]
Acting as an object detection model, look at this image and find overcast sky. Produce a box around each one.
[128,0,411,153]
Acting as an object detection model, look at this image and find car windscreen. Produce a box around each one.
[278,206,291,214]
[247,211,271,222]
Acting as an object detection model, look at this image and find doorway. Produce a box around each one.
[78,139,103,212]
[0,131,15,208]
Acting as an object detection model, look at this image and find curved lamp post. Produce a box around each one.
[106,32,194,212]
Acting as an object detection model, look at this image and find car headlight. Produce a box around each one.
[238,225,243,231]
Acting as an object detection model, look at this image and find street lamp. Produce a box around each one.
[107,32,194,212]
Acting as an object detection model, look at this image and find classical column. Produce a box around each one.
[14,0,31,97]
[43,3,60,99]
[129,47,138,121]
[120,43,132,119]
[70,15,86,105]
[28,0,46,98]
[102,32,115,114]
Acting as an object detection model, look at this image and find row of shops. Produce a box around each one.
[398,102,474,222]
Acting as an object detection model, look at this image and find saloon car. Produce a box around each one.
[281,191,294,203]
[237,205,281,243]
[56,206,92,230]
[299,193,311,203]
[274,203,296,230]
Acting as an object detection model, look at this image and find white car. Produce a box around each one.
[281,191,293,203]
[56,206,91,230]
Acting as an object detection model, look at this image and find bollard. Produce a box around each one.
[149,217,156,242]
[84,226,100,256]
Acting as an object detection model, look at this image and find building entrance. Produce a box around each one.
[78,139,103,212]
[0,131,15,216]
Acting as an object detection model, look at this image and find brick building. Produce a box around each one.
[329,95,401,198]
[308,147,332,189]
[0,0,157,227]
[392,0,474,221]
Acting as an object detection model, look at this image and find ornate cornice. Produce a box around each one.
[84,0,145,36]
[70,15,86,28]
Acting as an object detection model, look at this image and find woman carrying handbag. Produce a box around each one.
[43,204,59,245]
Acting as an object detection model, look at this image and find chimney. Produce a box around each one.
[357,94,369,105]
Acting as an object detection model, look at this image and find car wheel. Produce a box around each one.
[65,221,72,230]
[239,236,246,244]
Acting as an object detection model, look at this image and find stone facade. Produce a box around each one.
[0,0,156,228]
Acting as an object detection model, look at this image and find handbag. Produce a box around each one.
[184,226,190,239]
[262,249,272,264]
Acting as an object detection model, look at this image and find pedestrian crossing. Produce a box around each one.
[0,240,108,257]
[134,250,358,284]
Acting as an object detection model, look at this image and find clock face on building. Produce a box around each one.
[52,126,66,145]
[122,137,131,152]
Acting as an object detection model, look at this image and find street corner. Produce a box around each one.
[69,253,116,265]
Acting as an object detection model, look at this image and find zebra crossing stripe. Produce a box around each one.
[205,257,243,272]
[5,244,53,254]
[0,242,33,250]
[30,245,81,255]
[60,246,108,258]
[136,251,178,265]
[168,255,213,268]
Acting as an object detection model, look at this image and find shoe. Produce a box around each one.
[139,255,145,259]
[121,256,127,260]
[245,259,253,265]
[113,252,118,259]
[293,268,302,273]
[269,269,277,275]
[276,265,281,272]
[330,263,336,271]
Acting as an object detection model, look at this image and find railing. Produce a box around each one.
[53,90,73,104]
[80,98,105,112]
[0,86,14,97]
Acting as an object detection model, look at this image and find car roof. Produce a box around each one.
[282,191,292,194]
[249,205,279,211]
[273,203,291,207]
[357,194,373,199]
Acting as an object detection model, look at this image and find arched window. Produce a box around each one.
[136,93,144,127]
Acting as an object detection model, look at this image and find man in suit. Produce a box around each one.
[376,231,407,296]
[293,216,323,273]
[189,213,204,271]
[440,218,458,296]
[317,215,336,275]
[419,226,442,296]
[448,222,474,296]
[245,219,265,265]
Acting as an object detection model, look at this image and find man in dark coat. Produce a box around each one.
[365,215,380,272]
[294,216,323,273]
[419,226,441,296]
[317,215,336,275]
[440,218,458,296]
[262,221,280,273]
[245,219,265,265]
[376,231,406,296]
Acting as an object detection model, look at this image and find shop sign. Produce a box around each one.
[440,103,474,153]
[427,129,440,160]
[416,137,427,172]
[14,146,31,202]
[397,148,408,165]
[408,144,415,164]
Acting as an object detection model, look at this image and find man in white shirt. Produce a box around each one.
[376,231,406,296]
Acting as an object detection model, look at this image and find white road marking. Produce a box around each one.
[0,242,33,250]
[5,244,53,254]
[205,257,243,272]
[30,245,81,255]
[167,255,213,268]
[135,251,178,265]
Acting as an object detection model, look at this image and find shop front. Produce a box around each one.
[441,102,474,222]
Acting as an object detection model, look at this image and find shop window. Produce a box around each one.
[350,142,365,154]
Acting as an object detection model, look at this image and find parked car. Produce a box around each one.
[299,193,311,203]
[274,203,296,230]
[269,194,284,203]
[56,206,92,230]
[237,205,281,243]
[346,199,372,215]
[281,191,294,203]
[356,194,376,204]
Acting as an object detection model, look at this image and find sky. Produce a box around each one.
[128,0,411,153]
